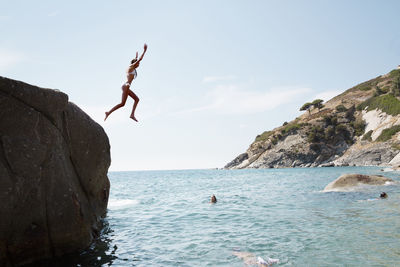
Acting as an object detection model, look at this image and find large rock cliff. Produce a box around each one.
[226,69,400,169]
[0,77,111,266]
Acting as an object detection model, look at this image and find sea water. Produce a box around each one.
[52,167,400,266]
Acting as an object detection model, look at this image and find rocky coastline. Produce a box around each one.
[226,69,400,169]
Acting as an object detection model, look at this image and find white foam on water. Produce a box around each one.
[323,181,398,193]
[357,198,378,203]
[322,186,364,193]
[233,251,279,266]
[258,256,280,266]
[108,199,139,209]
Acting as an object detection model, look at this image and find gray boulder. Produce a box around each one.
[323,173,393,192]
[333,142,397,167]
[0,77,111,266]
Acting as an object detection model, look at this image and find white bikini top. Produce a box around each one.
[127,67,137,79]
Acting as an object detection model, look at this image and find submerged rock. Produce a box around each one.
[0,77,111,266]
[323,174,393,192]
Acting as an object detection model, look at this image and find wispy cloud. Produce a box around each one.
[202,75,236,83]
[0,48,25,71]
[176,84,312,115]
[314,90,342,102]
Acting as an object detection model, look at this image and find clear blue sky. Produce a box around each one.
[2,0,400,170]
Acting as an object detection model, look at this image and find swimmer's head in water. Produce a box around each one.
[210,195,217,203]
[380,192,388,199]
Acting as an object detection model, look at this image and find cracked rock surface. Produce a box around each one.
[0,76,111,266]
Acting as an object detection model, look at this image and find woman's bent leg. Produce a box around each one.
[104,84,129,121]
[127,89,140,122]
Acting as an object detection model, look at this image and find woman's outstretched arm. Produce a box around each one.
[138,43,147,62]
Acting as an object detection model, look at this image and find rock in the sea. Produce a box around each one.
[0,77,111,266]
[323,174,393,192]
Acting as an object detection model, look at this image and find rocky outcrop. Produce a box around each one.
[323,174,394,192]
[333,142,397,166]
[362,109,400,141]
[0,77,111,266]
[224,153,248,169]
[225,68,400,169]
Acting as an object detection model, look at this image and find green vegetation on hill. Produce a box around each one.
[255,131,273,142]
[376,125,400,142]
[350,120,366,136]
[362,130,373,141]
[390,70,400,96]
[255,122,304,143]
[357,94,400,116]
[350,76,382,92]
[281,123,302,135]
[305,108,364,145]
[335,104,347,112]
[373,86,385,96]
[389,69,400,79]
[307,126,324,143]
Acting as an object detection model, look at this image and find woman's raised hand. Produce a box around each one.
[144,43,148,51]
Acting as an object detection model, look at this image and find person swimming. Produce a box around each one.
[210,195,217,203]
[104,43,147,122]
[232,250,279,266]
[363,192,389,201]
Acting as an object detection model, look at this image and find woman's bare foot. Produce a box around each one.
[104,112,110,121]
[130,115,138,122]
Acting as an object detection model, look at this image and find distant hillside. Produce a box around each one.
[225,68,400,169]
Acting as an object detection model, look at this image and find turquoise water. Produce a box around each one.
[78,167,400,266]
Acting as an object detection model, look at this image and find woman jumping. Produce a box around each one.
[105,43,148,122]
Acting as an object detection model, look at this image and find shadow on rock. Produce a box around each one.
[23,220,118,267]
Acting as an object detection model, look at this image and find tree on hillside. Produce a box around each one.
[311,99,324,111]
[300,102,312,114]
